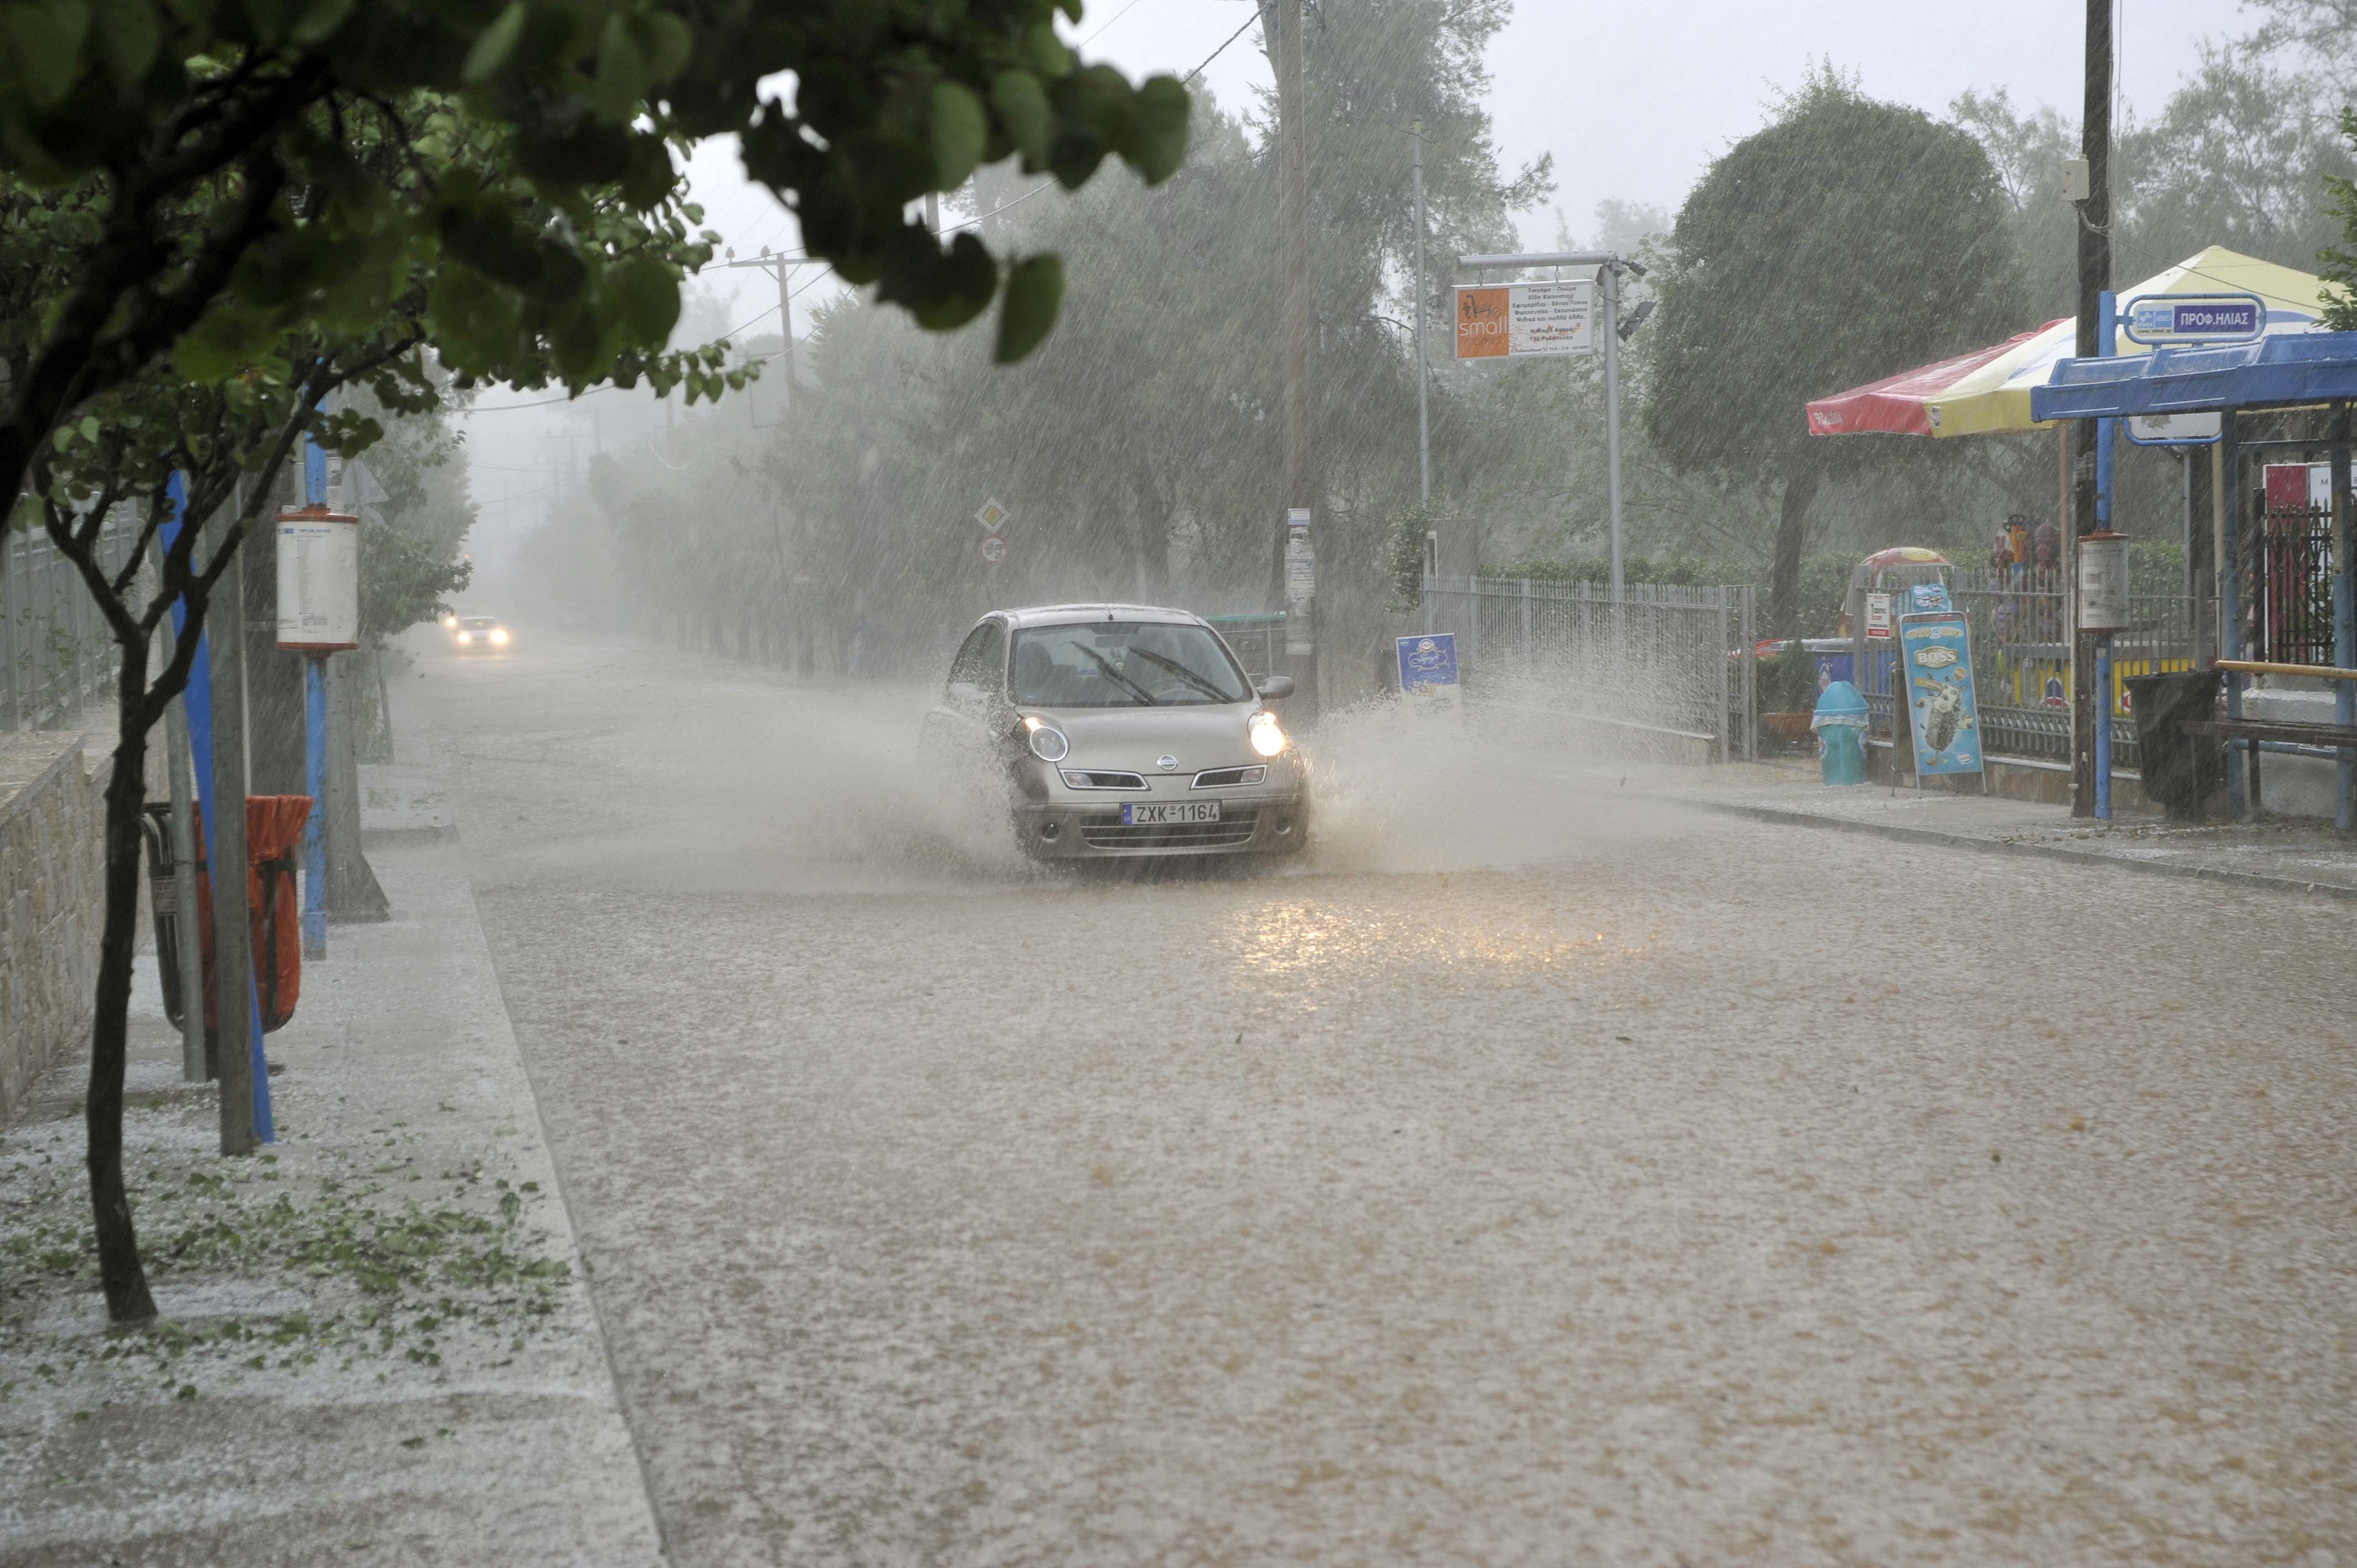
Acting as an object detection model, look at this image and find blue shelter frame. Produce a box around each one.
[2033,333,2357,828]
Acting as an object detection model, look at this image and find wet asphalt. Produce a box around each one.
[393,630,2356,1567]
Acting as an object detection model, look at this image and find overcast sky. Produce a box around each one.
[675,0,2247,328]
[461,2,2254,558]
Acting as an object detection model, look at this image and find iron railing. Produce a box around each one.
[2245,499,2335,668]
[2,510,141,733]
[1856,566,2198,772]
[1420,575,1756,760]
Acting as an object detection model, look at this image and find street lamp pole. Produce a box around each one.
[1412,118,1429,505]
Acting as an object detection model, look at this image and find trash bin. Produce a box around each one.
[2127,669,2222,822]
[1812,679,1869,786]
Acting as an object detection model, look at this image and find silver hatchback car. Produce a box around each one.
[922,604,1308,859]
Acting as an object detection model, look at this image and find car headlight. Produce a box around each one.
[456,631,472,643]
[1248,711,1286,757]
[442,613,458,629]
[490,628,509,646]
[1022,715,1069,762]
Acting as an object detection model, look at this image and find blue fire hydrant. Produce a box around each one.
[1812,679,1869,786]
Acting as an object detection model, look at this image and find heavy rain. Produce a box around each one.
[4,2,2356,1564]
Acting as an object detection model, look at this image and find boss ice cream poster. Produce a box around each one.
[1897,612,1984,776]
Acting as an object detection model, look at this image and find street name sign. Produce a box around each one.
[1454,280,1593,359]
[2120,293,2265,346]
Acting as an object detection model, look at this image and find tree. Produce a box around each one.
[0,1,1191,514]
[2322,110,2357,330]
[6,7,1192,1329]
[1645,66,2023,631]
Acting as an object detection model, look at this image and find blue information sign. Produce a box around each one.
[1896,611,1984,776]
[2121,293,2264,345]
[1396,632,1459,695]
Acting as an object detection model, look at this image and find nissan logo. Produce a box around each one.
[1156,755,1179,772]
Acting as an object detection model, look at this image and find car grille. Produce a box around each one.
[1061,768,1149,790]
[1080,809,1260,850]
[1190,765,1266,788]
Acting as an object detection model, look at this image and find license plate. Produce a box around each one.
[1121,801,1219,825]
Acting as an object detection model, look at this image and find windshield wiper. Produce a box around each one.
[1129,647,1234,703]
[1071,643,1156,705]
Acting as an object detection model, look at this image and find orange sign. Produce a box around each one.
[1455,286,1509,358]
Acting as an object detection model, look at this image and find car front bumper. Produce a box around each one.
[1013,790,1308,858]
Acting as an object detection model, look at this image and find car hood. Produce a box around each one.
[1028,703,1263,771]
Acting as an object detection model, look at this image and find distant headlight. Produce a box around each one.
[442,613,458,629]
[1248,711,1286,757]
[490,628,510,646]
[1022,715,1069,762]
[456,631,472,643]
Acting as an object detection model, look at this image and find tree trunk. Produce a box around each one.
[90,639,159,1326]
[1768,461,1821,636]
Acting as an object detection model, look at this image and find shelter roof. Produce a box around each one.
[2030,332,2357,421]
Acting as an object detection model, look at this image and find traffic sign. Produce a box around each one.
[979,533,1007,564]
[975,498,1009,532]
[2120,293,2265,345]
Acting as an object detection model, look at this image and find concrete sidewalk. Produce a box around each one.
[0,865,663,1565]
[1670,761,2357,899]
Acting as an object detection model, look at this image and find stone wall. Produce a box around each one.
[1,734,107,1125]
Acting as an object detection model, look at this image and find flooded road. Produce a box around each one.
[392,630,2356,1566]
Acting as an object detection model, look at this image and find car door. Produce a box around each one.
[921,618,1007,757]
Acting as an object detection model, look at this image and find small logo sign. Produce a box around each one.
[979,533,1007,564]
[1157,755,1179,772]
[975,498,1009,532]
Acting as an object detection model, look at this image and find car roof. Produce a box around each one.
[991,604,1210,631]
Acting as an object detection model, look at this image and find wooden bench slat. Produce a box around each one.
[2183,719,2357,747]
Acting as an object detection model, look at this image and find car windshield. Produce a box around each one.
[1009,622,1251,708]
[461,618,498,631]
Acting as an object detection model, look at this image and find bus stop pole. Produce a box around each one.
[2332,401,2353,832]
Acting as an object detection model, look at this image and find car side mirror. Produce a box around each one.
[1255,675,1296,700]
[946,680,985,705]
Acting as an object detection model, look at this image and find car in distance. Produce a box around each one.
[451,615,511,652]
[922,605,1306,859]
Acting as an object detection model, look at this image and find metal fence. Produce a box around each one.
[2245,497,2335,667]
[1421,575,1756,761]
[3,511,141,733]
[1859,566,2197,772]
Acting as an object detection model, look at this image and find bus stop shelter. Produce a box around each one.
[2032,332,2357,827]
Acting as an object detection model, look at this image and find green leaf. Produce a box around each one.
[930,81,986,190]
[1123,74,1189,184]
[637,12,690,83]
[591,13,647,123]
[289,0,352,45]
[77,414,97,442]
[1024,22,1071,79]
[459,1,525,84]
[91,0,157,84]
[608,254,678,347]
[4,1,93,107]
[992,71,1051,168]
[994,253,1062,363]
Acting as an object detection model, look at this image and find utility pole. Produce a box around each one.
[1412,118,1430,505]
[1275,0,1318,723]
[207,499,258,1153]
[2070,0,2112,818]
